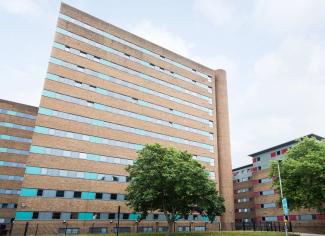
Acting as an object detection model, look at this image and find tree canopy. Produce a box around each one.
[126,143,225,231]
[270,137,325,213]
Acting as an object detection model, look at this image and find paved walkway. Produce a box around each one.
[296,233,325,236]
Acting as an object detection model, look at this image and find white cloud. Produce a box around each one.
[231,36,325,167]
[131,20,193,57]
[254,0,325,34]
[0,0,42,16]
[193,0,237,28]
[0,64,43,106]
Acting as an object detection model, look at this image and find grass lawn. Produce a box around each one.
[80,232,299,236]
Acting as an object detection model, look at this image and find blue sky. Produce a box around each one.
[1,0,324,168]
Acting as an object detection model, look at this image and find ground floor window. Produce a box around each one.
[139,227,153,232]
[89,227,108,234]
[178,226,190,232]
[194,226,206,231]
[58,227,80,235]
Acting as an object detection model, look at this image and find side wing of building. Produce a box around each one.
[0,100,37,225]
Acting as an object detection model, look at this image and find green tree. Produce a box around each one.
[270,137,325,213]
[126,143,225,233]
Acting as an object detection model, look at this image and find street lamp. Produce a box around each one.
[62,220,68,236]
[277,160,289,236]
[135,220,139,233]
[173,221,176,232]
[116,206,121,236]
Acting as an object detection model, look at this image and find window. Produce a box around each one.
[122,213,129,220]
[95,192,103,199]
[260,190,274,196]
[281,148,288,154]
[257,157,260,161]
[153,214,159,220]
[93,212,100,219]
[37,189,43,196]
[238,208,250,213]
[140,227,153,232]
[178,226,190,232]
[259,177,272,184]
[263,216,277,222]
[261,203,276,208]
[258,166,262,170]
[108,213,115,219]
[56,190,64,197]
[73,191,81,198]
[74,81,82,87]
[77,66,85,72]
[87,101,94,107]
[298,214,316,221]
[80,51,87,57]
[111,194,117,200]
[59,228,80,234]
[194,226,205,232]
[43,190,56,198]
[276,150,281,155]
[52,212,61,219]
[113,176,119,182]
[64,191,74,198]
[70,213,78,219]
[32,212,39,219]
[89,227,108,234]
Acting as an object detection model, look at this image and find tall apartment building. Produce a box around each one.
[0,100,37,225]
[232,164,255,223]
[233,134,324,233]
[13,3,234,233]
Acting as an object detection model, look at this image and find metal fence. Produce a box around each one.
[0,221,302,235]
[235,221,293,232]
[1,221,228,236]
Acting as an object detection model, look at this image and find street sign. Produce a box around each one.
[282,197,289,215]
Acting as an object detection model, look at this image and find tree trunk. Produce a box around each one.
[167,220,174,236]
